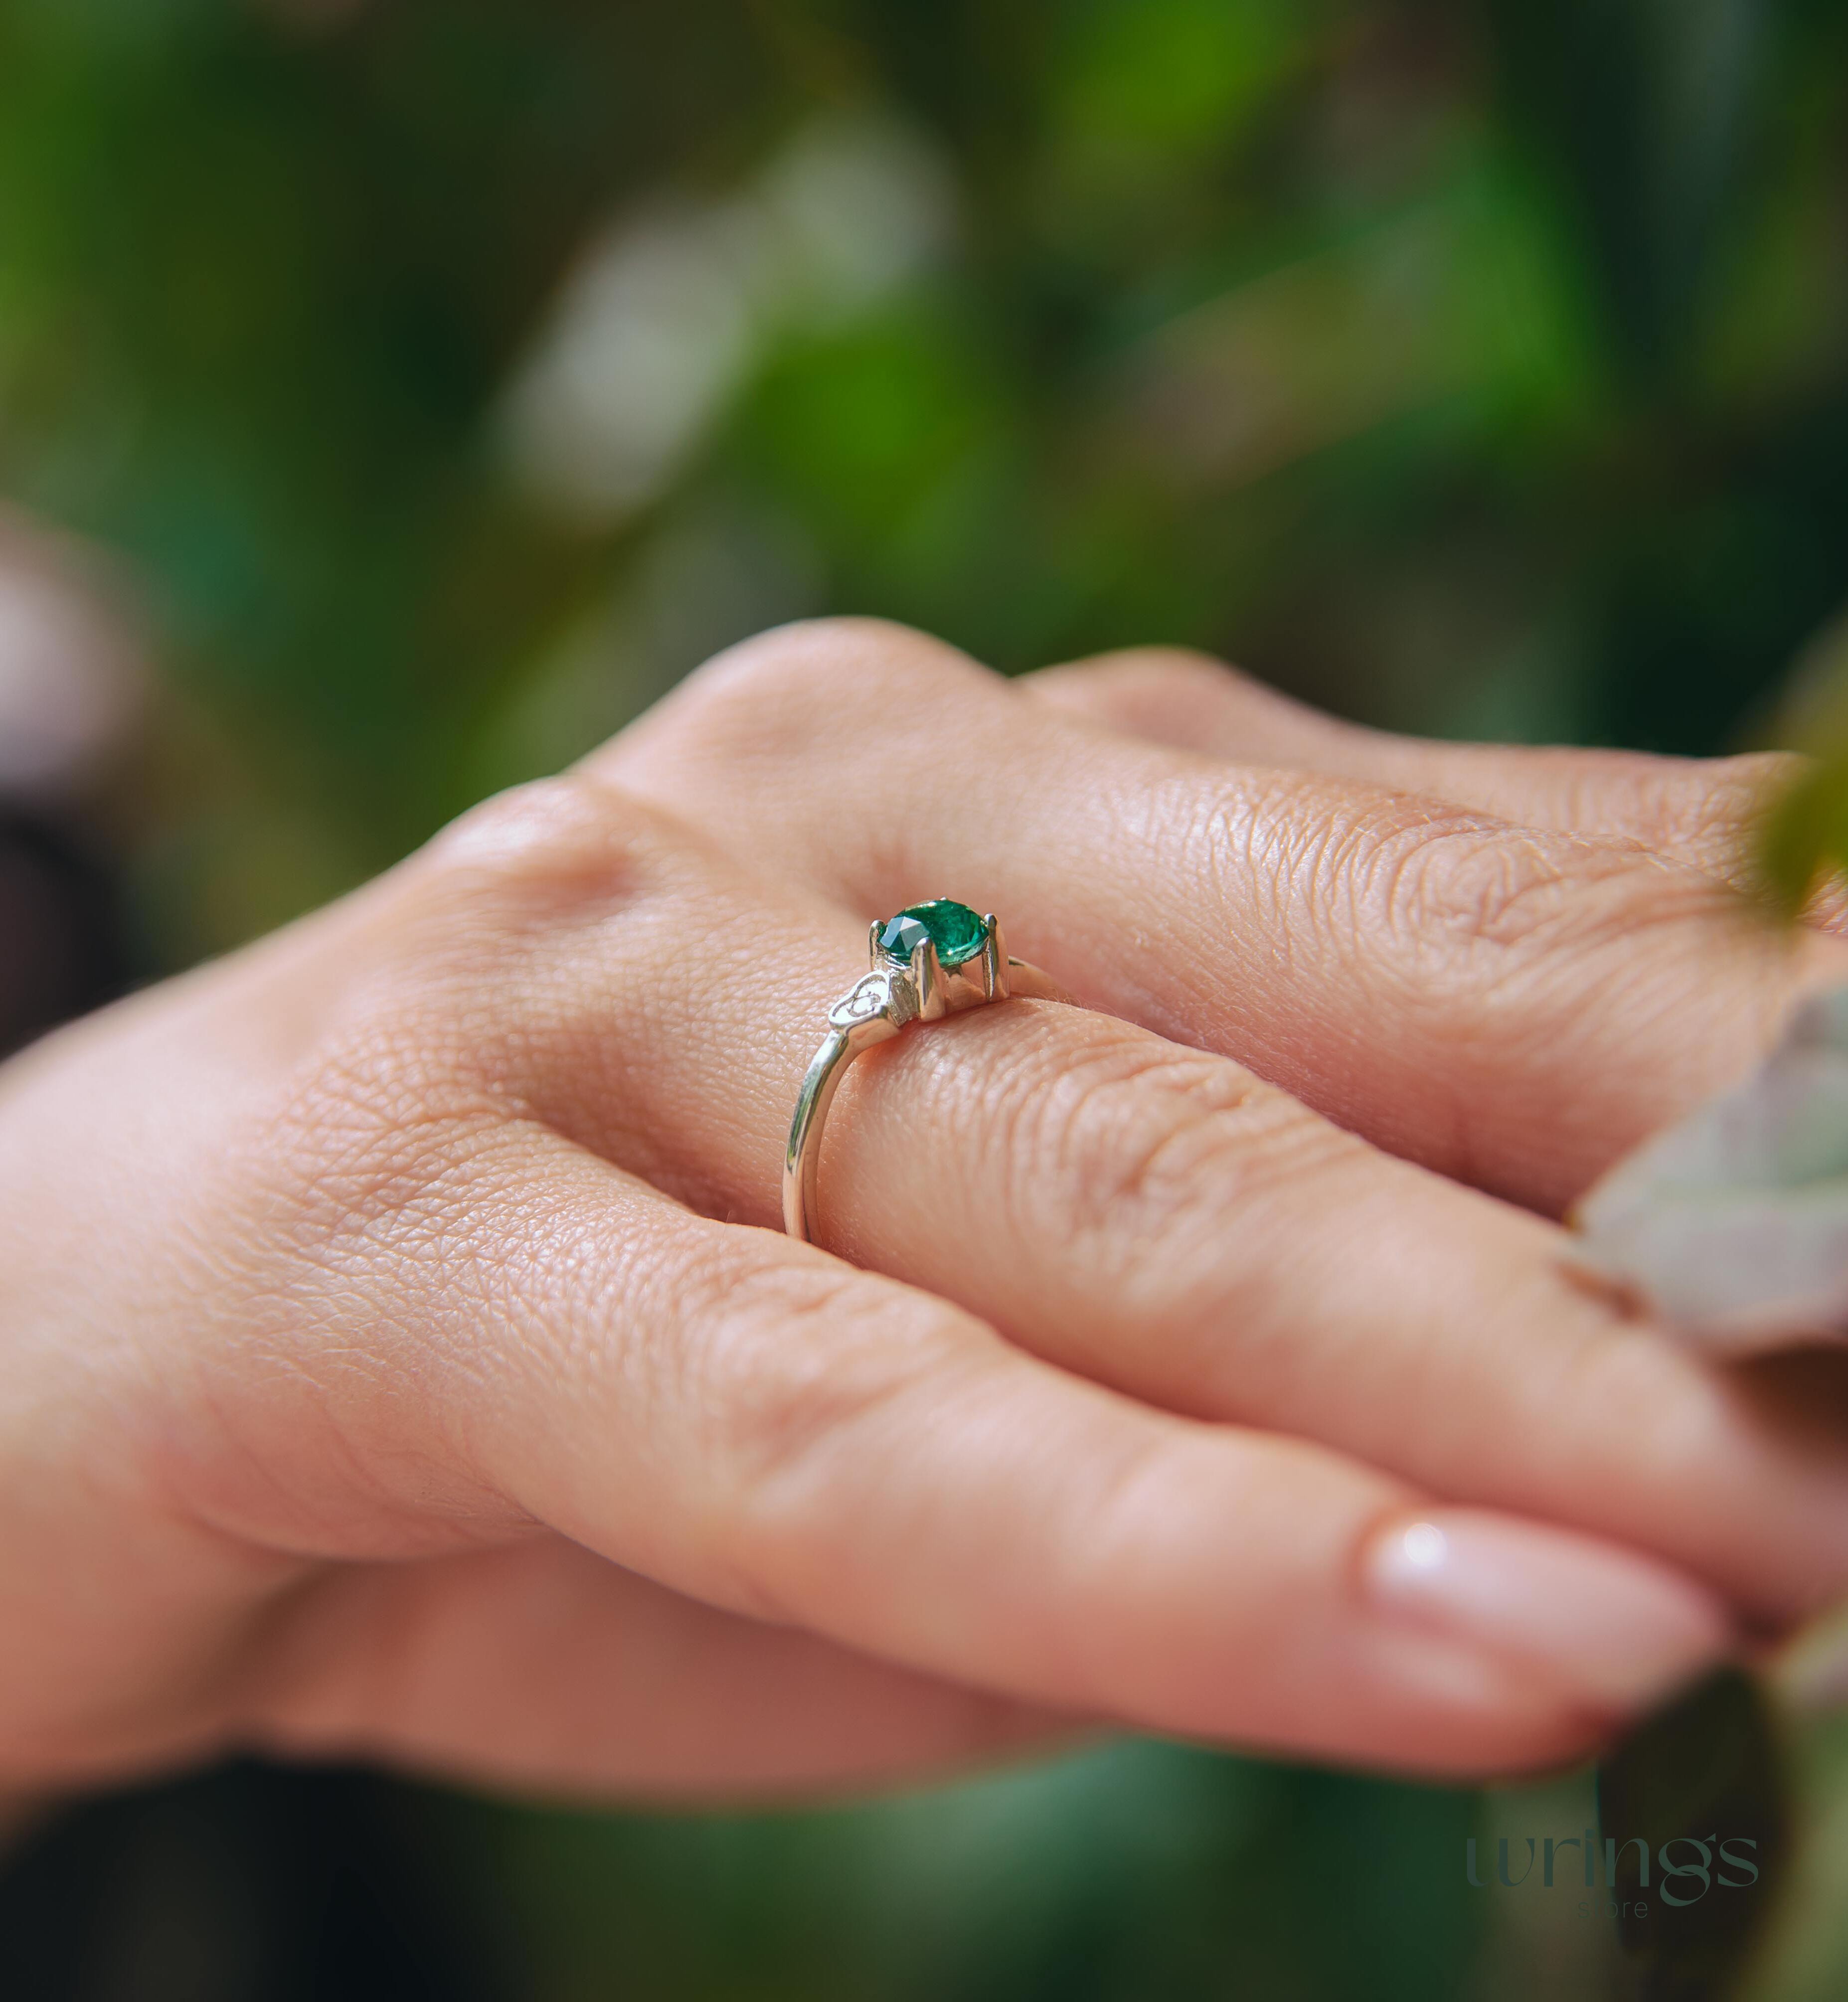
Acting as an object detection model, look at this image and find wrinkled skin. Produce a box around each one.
[5,619,1848,1810]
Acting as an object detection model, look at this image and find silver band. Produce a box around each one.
[783,907,1066,1243]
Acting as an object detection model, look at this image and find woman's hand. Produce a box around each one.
[3,618,1843,1806]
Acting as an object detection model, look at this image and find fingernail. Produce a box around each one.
[1366,1509,1729,1712]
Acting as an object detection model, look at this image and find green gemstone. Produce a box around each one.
[876,899,988,969]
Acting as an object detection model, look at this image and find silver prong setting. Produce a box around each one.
[910,936,947,1019]
[981,913,1008,1001]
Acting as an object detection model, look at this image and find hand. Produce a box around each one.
[2,619,1841,1806]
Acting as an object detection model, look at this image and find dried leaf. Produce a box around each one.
[1572,988,1848,1353]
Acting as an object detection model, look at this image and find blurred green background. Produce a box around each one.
[2,0,1848,1996]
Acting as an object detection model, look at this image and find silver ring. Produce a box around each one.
[783,900,1066,1243]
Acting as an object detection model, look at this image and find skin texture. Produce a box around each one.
[3,617,1846,1811]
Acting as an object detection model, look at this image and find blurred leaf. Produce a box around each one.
[1725,1606,1848,2002]
[1050,0,1310,158]
[1757,754,1848,922]
[1489,0,1775,380]
[1597,1668,1791,2002]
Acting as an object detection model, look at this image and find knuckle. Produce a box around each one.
[1382,815,1732,970]
[671,1248,986,1601]
[1003,1023,1352,1292]
[361,774,713,1092]
[1241,782,1703,976]
[1048,646,1231,698]
[1374,819,1590,956]
[1198,767,1731,1027]
[416,771,692,919]
[691,1253,961,1490]
[627,616,994,771]
[1029,647,1237,727]
[1120,644,1235,681]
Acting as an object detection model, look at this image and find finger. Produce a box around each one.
[593,619,1848,1218]
[225,1132,1719,1779]
[397,775,1848,1630]
[1026,647,1797,903]
[242,1537,1072,1803]
[146,795,1725,1779]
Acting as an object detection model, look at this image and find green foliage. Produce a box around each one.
[7,1,1848,1994]
[1598,1669,1792,2000]
[1758,755,1848,920]
[4,0,1847,946]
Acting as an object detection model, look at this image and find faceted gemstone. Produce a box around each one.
[876,899,988,968]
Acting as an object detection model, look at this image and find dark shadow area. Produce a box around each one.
[0,1762,514,2002]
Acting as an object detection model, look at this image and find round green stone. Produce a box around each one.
[876,899,988,968]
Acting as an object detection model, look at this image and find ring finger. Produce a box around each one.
[595,619,1848,1220]
[398,772,1848,1632]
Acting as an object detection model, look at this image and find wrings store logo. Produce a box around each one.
[1467,1831,1761,1921]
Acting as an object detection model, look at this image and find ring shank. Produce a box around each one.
[782,957,1067,1245]
[782,1025,854,1243]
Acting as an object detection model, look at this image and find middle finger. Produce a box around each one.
[597,619,1848,1220]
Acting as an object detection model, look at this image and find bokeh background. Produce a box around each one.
[2,0,1848,1996]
